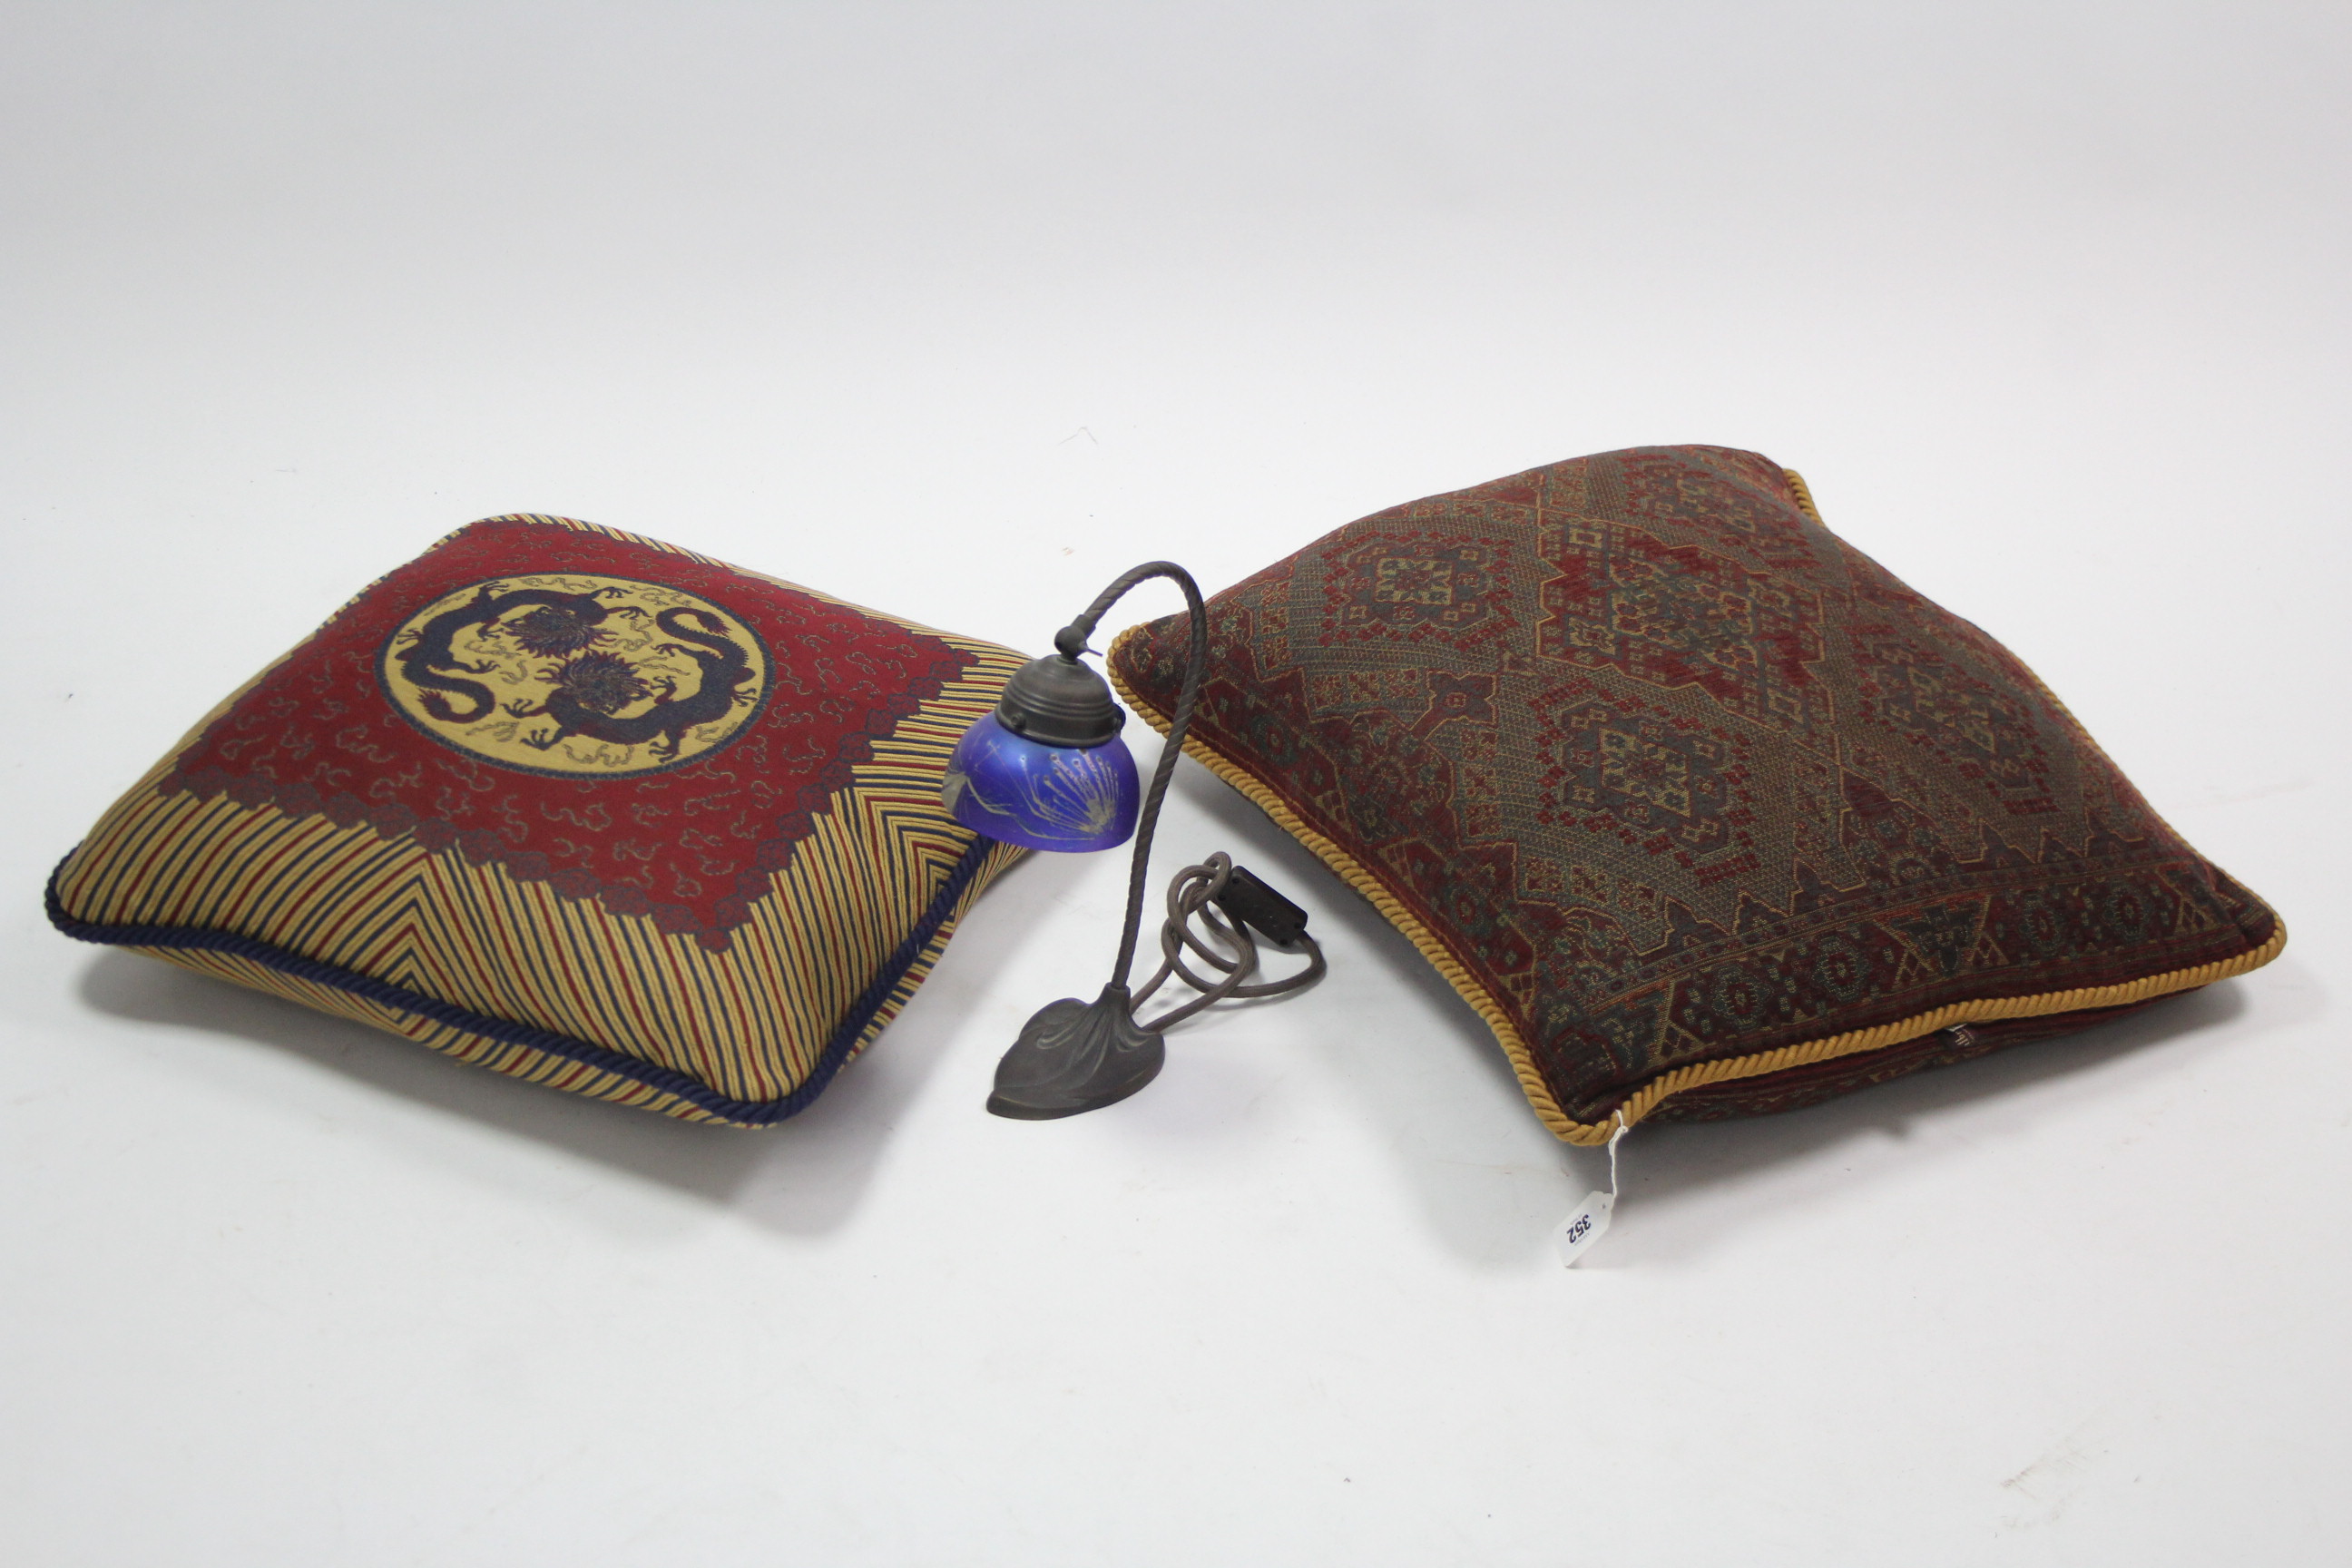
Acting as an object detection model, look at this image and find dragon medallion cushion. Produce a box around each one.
[1107,446,2284,1143]
[47,514,1026,1125]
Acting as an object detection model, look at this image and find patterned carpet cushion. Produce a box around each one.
[46,514,1026,1125]
[1107,446,2283,1143]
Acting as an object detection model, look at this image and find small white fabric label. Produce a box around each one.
[1555,1112,1629,1268]
[1553,1191,1615,1267]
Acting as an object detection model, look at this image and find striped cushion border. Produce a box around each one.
[45,837,994,1127]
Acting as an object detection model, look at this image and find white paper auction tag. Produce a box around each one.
[1553,1191,1614,1266]
[1555,1112,1629,1269]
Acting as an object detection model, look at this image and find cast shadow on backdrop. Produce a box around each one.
[1168,768,2310,1268]
[74,847,1082,1237]
[74,770,2306,1262]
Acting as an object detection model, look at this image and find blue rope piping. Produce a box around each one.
[44,840,995,1127]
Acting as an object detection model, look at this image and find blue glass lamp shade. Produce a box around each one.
[944,712,1139,852]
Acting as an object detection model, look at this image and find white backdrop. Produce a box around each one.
[5,5,2346,1563]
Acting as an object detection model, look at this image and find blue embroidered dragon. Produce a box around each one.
[391,581,758,762]
[509,606,758,761]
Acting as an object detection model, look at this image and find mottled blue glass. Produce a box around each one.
[943,712,1140,853]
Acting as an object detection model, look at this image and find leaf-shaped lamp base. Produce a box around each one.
[985,984,1165,1120]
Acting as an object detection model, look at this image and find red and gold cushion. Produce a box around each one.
[1108,446,2283,1143]
[47,514,1026,1124]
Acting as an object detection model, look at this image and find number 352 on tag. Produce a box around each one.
[1553,1191,1614,1268]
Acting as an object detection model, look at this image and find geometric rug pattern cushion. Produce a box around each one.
[1108,447,2283,1143]
[47,514,1026,1125]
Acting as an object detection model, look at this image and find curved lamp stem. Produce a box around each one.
[1051,561,1209,993]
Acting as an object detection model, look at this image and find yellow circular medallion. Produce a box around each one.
[380,574,770,777]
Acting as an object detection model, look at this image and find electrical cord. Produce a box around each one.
[1131,852,1326,1032]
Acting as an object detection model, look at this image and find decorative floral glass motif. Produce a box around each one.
[943,713,1140,853]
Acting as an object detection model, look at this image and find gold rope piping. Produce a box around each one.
[1783,466,1824,523]
[1104,465,2286,1144]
